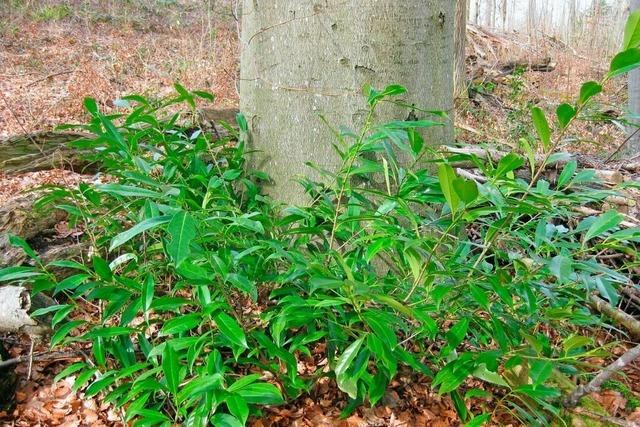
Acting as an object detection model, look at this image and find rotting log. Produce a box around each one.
[0,286,45,336]
[0,132,96,174]
[0,193,67,267]
[0,192,88,268]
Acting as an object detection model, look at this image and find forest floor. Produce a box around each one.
[1,1,640,426]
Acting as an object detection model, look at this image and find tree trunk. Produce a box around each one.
[454,0,468,99]
[239,0,454,204]
[485,0,495,27]
[627,0,640,157]
[528,0,536,38]
[567,0,576,44]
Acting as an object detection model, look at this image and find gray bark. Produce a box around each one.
[527,0,536,37]
[239,0,454,205]
[567,0,576,44]
[628,0,640,157]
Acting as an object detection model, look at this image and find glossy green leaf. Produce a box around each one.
[609,48,640,77]
[556,103,576,129]
[438,163,460,215]
[160,313,201,336]
[235,382,284,405]
[624,10,640,50]
[579,81,603,105]
[531,107,551,150]
[109,215,171,251]
[9,235,38,260]
[92,256,113,281]
[51,320,85,347]
[453,178,479,204]
[584,210,623,242]
[335,337,365,399]
[166,211,197,267]
[214,312,248,349]
[225,394,249,425]
[162,344,180,395]
[0,266,42,282]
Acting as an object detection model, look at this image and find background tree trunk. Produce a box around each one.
[240,0,454,204]
[628,0,640,157]
[455,0,468,99]
[567,0,576,44]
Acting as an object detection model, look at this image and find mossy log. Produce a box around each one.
[0,131,96,174]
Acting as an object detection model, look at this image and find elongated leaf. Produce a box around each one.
[166,211,197,267]
[556,103,576,129]
[235,383,284,405]
[453,178,478,204]
[550,255,572,284]
[96,184,162,199]
[9,235,38,260]
[160,313,201,336]
[214,312,248,349]
[84,327,135,338]
[624,10,640,50]
[54,362,86,383]
[438,163,460,215]
[109,215,171,251]
[163,344,180,395]
[584,210,623,242]
[495,153,525,177]
[92,256,112,281]
[225,394,249,425]
[142,275,154,312]
[211,414,243,427]
[51,320,85,347]
[335,337,365,398]
[557,160,577,188]
[531,107,551,150]
[609,48,640,78]
[0,266,42,282]
[579,81,603,105]
[177,374,223,403]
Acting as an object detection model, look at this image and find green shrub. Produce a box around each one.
[33,3,71,21]
[3,15,640,427]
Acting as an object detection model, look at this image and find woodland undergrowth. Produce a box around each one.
[3,15,640,427]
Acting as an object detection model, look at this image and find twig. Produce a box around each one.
[565,344,640,407]
[24,69,74,88]
[0,351,82,369]
[605,127,640,163]
[570,408,639,427]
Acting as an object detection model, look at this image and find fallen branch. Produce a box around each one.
[570,408,639,427]
[565,343,640,408]
[443,145,625,185]
[0,350,82,369]
[589,295,640,337]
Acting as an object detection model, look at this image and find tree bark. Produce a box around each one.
[627,0,640,158]
[454,0,468,99]
[527,0,536,38]
[239,0,454,204]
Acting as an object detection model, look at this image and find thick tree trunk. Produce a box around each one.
[627,0,640,157]
[454,0,468,99]
[240,0,454,204]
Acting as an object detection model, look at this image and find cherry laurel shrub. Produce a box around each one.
[4,21,640,426]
